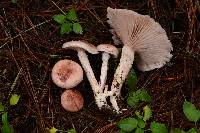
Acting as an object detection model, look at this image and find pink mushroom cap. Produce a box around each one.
[61,89,84,112]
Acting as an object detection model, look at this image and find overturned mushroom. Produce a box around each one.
[97,44,119,91]
[107,7,173,112]
[61,89,84,112]
[51,59,83,89]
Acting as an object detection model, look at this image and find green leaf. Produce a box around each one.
[135,111,143,119]
[137,118,145,128]
[170,128,186,133]
[117,118,138,132]
[150,121,168,133]
[60,23,72,34]
[73,23,83,34]
[183,101,200,122]
[127,93,140,107]
[10,94,20,105]
[143,105,152,121]
[53,14,66,24]
[2,112,8,124]
[0,102,4,112]
[125,68,137,90]
[11,0,17,4]
[138,89,152,103]
[1,124,14,133]
[187,128,197,133]
[67,129,77,133]
[127,89,151,108]
[135,128,144,133]
[119,130,126,133]
[49,127,58,133]
[66,9,78,21]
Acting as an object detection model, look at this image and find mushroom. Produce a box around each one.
[62,41,106,108]
[51,59,83,89]
[107,7,173,112]
[97,44,119,91]
[61,89,84,112]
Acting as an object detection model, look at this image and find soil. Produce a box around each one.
[0,0,200,133]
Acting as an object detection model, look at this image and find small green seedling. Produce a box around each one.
[1,112,14,133]
[125,68,137,90]
[117,117,138,132]
[48,127,77,133]
[0,102,4,112]
[10,94,20,106]
[1,93,20,133]
[127,88,152,108]
[150,121,168,133]
[53,9,83,35]
[125,68,152,108]
[143,105,152,122]
[49,127,58,133]
[117,105,152,132]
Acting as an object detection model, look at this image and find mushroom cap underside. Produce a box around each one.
[107,7,173,71]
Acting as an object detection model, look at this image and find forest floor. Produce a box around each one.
[0,0,200,133]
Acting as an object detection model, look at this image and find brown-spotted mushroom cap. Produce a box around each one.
[51,59,83,89]
[106,7,173,113]
[61,89,84,112]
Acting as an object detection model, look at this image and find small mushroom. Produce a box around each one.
[107,7,173,112]
[51,59,83,89]
[61,89,84,112]
[97,44,119,91]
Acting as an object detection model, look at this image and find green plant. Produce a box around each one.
[125,68,137,90]
[53,9,83,35]
[150,121,168,133]
[118,69,199,133]
[1,94,20,133]
[48,127,77,133]
[125,68,152,108]
[127,88,152,108]
[10,94,20,106]
[117,101,200,133]
[118,117,138,132]
[117,105,152,132]
[183,101,200,123]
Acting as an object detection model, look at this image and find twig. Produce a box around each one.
[51,0,66,15]
[0,19,52,49]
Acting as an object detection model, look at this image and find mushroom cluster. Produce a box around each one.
[52,7,173,114]
[51,59,84,112]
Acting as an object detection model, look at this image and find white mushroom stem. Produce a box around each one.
[77,50,108,108]
[110,46,134,112]
[99,53,110,91]
[77,50,99,94]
